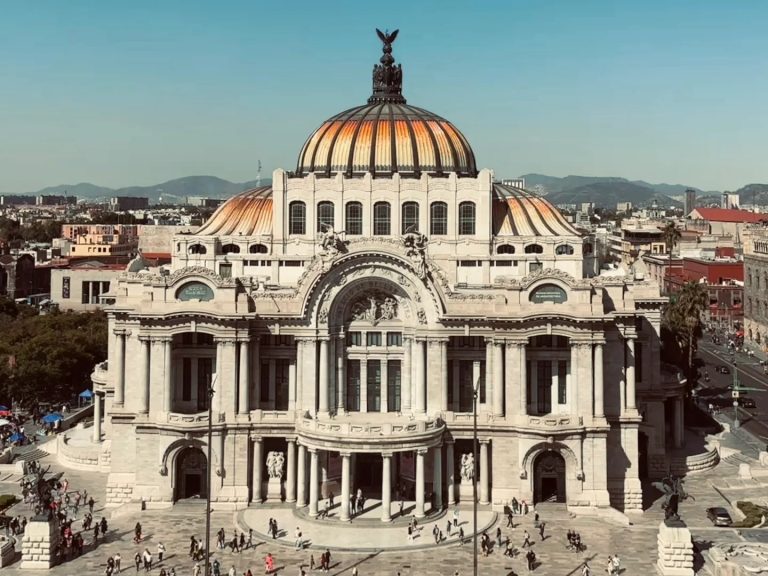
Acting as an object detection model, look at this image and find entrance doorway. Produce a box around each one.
[175,447,207,500]
[354,453,383,498]
[533,451,566,503]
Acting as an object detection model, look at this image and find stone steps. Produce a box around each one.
[12,447,49,462]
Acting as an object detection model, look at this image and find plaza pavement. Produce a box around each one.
[1,425,767,575]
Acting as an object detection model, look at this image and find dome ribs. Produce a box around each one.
[393,103,420,177]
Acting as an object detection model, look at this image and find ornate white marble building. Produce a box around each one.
[90,32,682,518]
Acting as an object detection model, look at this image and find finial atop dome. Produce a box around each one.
[369,28,406,104]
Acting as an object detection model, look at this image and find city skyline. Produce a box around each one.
[1,0,766,193]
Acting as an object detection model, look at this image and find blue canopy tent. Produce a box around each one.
[0,405,9,411]
[42,413,63,424]
[78,389,94,406]
[9,432,25,443]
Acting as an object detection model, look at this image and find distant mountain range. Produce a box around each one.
[8,173,768,210]
[12,176,271,203]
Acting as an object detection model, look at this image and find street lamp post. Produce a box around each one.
[204,378,216,576]
[472,376,480,576]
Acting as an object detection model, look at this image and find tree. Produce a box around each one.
[661,221,681,294]
[0,309,107,407]
[664,281,708,377]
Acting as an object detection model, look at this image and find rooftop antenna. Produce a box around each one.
[256,160,262,187]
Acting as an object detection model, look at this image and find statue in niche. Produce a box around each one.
[460,453,475,483]
[319,223,346,257]
[266,451,285,480]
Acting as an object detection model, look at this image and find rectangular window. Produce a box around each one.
[537,360,552,414]
[182,358,192,401]
[387,360,401,412]
[529,262,543,273]
[347,331,362,346]
[260,362,270,403]
[81,281,89,304]
[62,277,70,299]
[219,263,232,278]
[458,260,479,267]
[430,202,448,236]
[347,360,360,411]
[386,332,402,346]
[366,332,382,347]
[636,342,643,383]
[557,360,567,404]
[275,359,289,410]
[367,360,381,412]
[458,361,474,412]
[346,202,363,235]
[373,202,391,236]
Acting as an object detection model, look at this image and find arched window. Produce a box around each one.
[249,244,268,254]
[401,201,419,234]
[373,201,391,235]
[345,202,363,235]
[317,201,335,233]
[458,201,475,235]
[289,201,306,235]
[497,244,515,254]
[189,244,207,255]
[430,201,447,236]
[525,243,544,254]
[221,243,240,254]
[555,244,574,255]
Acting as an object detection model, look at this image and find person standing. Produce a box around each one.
[581,562,591,576]
[458,526,465,545]
[88,496,95,513]
[538,522,546,541]
[114,552,121,573]
[134,552,141,572]
[452,507,459,527]
[522,530,531,548]
[142,548,152,572]
[294,526,302,550]
[157,542,166,563]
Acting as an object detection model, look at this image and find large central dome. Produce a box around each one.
[296,30,477,178]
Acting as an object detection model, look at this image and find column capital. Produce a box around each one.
[506,337,528,346]
[286,436,298,444]
[381,451,393,459]
[215,337,238,345]
[237,336,251,344]
[484,336,494,345]
[307,447,318,454]
[138,334,153,343]
[416,448,429,456]
[249,434,263,443]
[479,439,491,445]
[339,451,352,458]
[113,329,131,337]
[592,339,607,347]
[494,340,505,348]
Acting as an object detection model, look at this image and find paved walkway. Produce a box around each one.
[0,428,766,574]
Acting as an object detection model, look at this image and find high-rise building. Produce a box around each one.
[685,189,696,215]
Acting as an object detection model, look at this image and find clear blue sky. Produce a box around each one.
[1,0,766,193]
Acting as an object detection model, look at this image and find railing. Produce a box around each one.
[300,417,444,438]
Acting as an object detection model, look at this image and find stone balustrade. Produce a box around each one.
[668,447,720,476]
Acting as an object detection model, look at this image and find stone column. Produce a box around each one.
[519,342,527,416]
[626,337,637,411]
[594,342,604,418]
[252,437,263,503]
[252,336,261,409]
[296,443,307,507]
[295,339,303,412]
[493,340,504,416]
[440,339,449,412]
[308,448,319,517]
[445,441,455,506]
[163,338,172,413]
[238,339,250,415]
[402,336,413,412]
[381,452,392,522]
[485,338,493,409]
[414,339,426,414]
[286,439,297,503]
[432,446,443,511]
[138,336,150,414]
[674,397,685,448]
[340,452,351,521]
[336,335,346,413]
[479,440,490,505]
[415,448,426,518]
[319,338,330,415]
[288,354,296,411]
[92,392,101,443]
[570,343,580,414]
[114,330,126,407]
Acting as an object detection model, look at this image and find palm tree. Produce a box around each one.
[661,222,682,294]
[674,281,709,371]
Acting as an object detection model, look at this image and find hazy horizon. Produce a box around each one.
[2,0,766,193]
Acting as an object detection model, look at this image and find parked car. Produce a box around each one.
[739,397,757,409]
[706,507,733,526]
[715,365,731,374]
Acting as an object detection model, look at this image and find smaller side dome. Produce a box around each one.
[196,186,273,236]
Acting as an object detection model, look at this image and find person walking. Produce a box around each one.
[88,496,95,513]
[134,552,141,572]
[212,559,221,576]
[192,563,201,576]
[407,524,413,544]
[452,507,459,527]
[612,554,621,575]
[538,521,546,541]
[294,526,303,550]
[522,530,531,548]
[458,526,465,545]
[496,527,503,549]
[142,548,152,572]
[264,552,275,574]
[114,552,122,573]
[157,542,166,563]
[581,562,591,576]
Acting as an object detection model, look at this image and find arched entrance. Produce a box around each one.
[175,447,207,500]
[533,451,566,503]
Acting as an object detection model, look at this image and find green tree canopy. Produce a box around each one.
[0,302,107,407]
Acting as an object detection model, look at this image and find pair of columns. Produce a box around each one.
[91,392,103,443]
[251,437,297,504]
